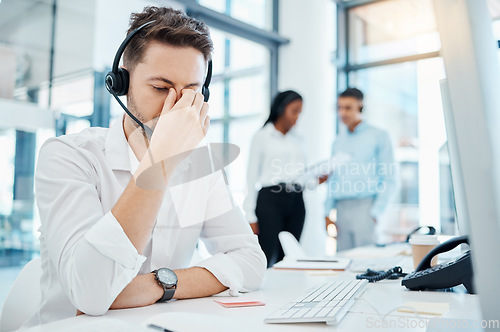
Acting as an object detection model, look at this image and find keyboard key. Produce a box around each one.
[280,303,295,309]
[324,282,348,301]
[303,282,334,302]
[303,307,323,318]
[266,309,290,319]
[318,282,343,301]
[293,308,312,318]
[325,300,340,307]
[316,307,333,318]
[283,308,300,318]
[327,306,341,318]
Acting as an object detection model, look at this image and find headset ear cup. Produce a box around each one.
[105,71,116,93]
[115,68,130,96]
[202,86,210,102]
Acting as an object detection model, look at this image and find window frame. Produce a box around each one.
[184,0,288,165]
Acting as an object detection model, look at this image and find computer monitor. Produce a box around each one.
[439,79,470,237]
[433,0,500,324]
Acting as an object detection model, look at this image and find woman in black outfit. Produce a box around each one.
[243,91,327,267]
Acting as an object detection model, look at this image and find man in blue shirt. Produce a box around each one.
[324,88,397,250]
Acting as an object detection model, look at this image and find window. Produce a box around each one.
[348,0,440,64]
[206,27,270,206]
[191,0,286,207]
[198,0,273,30]
[0,0,55,268]
[0,0,101,269]
[348,58,447,236]
[338,0,452,241]
[487,0,500,63]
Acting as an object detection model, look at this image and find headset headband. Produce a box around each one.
[112,21,156,74]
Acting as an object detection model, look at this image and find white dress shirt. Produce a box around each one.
[242,123,308,223]
[23,117,266,327]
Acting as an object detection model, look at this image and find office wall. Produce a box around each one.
[278,0,336,255]
[0,1,53,90]
[92,0,184,72]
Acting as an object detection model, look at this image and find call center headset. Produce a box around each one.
[105,20,213,139]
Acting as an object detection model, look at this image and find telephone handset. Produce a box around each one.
[402,235,475,294]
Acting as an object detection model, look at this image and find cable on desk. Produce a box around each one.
[353,297,421,322]
[356,266,407,283]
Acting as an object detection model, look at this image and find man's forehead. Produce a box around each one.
[338,97,361,103]
[141,42,205,64]
[136,53,204,83]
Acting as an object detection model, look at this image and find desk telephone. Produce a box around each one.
[402,235,475,294]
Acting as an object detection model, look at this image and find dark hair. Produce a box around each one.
[264,90,303,126]
[339,87,364,101]
[124,6,213,72]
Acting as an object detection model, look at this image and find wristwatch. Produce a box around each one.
[152,268,177,303]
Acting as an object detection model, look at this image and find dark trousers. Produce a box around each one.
[255,185,306,267]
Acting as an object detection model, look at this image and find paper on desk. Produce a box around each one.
[306,270,339,276]
[342,243,411,258]
[214,300,265,308]
[273,257,351,270]
[398,302,450,316]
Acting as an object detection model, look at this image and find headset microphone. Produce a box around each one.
[105,20,212,140]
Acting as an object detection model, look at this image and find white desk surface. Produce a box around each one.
[21,248,481,332]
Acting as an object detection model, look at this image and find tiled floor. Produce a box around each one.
[0,266,23,314]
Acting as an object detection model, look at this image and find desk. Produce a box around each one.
[21,250,481,331]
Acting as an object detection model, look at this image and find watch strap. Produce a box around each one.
[152,269,176,303]
[158,287,175,303]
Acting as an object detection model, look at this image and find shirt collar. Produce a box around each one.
[348,121,367,134]
[128,144,140,174]
[265,122,292,137]
[105,116,132,172]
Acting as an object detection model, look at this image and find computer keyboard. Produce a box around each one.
[348,256,407,272]
[265,280,367,325]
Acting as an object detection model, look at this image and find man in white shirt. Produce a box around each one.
[25,7,266,326]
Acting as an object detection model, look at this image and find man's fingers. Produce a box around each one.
[199,102,209,125]
[200,103,209,135]
[162,88,177,112]
[203,115,210,136]
[173,89,197,110]
[192,91,204,114]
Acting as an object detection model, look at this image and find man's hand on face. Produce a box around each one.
[133,88,210,190]
[150,88,210,155]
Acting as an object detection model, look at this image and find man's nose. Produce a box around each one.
[177,88,201,103]
[174,89,184,103]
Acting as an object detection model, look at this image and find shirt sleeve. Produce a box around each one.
[35,139,146,316]
[242,133,263,223]
[297,137,321,191]
[195,171,267,296]
[370,131,398,220]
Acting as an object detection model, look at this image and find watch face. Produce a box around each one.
[157,268,177,287]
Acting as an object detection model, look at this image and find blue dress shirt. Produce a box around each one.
[324,121,397,220]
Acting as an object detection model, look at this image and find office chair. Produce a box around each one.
[0,257,42,332]
[278,231,307,259]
